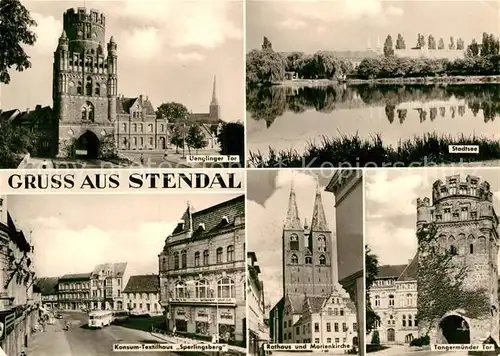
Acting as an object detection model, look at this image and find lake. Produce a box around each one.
[246,84,500,159]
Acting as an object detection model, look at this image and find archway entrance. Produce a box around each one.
[439,315,470,344]
[76,131,99,159]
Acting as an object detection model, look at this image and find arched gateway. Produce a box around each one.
[439,315,470,344]
[75,131,100,159]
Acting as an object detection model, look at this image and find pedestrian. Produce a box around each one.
[140,154,144,165]
[42,159,47,169]
[172,325,176,336]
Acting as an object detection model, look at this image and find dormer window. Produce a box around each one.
[221,216,229,225]
[179,220,185,229]
[198,223,205,231]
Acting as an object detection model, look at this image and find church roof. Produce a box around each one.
[310,183,329,231]
[190,113,220,124]
[116,96,155,116]
[284,184,302,230]
[168,195,245,242]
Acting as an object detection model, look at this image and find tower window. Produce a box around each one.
[450,245,457,255]
[305,257,312,264]
[85,76,93,96]
[470,244,474,254]
[443,208,451,222]
[77,81,82,95]
[471,212,477,219]
[449,181,457,195]
[291,254,298,264]
[319,255,326,265]
[290,234,299,250]
[317,235,326,252]
[95,83,100,96]
[80,102,94,122]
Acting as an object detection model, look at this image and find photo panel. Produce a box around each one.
[1,0,245,169]
[247,169,364,354]
[0,192,246,355]
[246,0,500,168]
[365,168,500,354]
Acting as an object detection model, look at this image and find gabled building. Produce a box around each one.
[367,261,418,345]
[123,274,161,315]
[90,262,128,311]
[158,195,246,345]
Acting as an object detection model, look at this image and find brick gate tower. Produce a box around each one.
[416,175,499,345]
[53,7,117,158]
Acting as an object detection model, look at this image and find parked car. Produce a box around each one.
[55,314,63,319]
[112,311,129,324]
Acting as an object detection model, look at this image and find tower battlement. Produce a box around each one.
[431,175,492,203]
[64,7,106,27]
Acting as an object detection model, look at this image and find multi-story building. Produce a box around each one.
[90,262,128,311]
[367,263,418,345]
[158,195,246,345]
[35,277,59,310]
[269,182,357,348]
[123,274,161,315]
[416,175,499,345]
[58,273,91,310]
[325,169,364,354]
[247,252,269,355]
[0,196,38,356]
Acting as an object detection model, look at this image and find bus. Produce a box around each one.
[88,310,113,329]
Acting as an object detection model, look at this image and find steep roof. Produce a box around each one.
[397,255,418,282]
[376,264,408,279]
[307,296,328,313]
[16,106,53,127]
[116,96,155,116]
[92,262,127,278]
[284,184,302,230]
[123,274,159,293]
[60,272,91,281]
[0,109,20,123]
[169,195,245,241]
[35,277,59,295]
[310,183,329,232]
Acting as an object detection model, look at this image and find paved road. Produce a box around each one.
[26,312,180,356]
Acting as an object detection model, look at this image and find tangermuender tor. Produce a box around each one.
[112,343,228,352]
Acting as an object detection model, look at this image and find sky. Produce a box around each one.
[247,169,336,308]
[0,0,244,122]
[365,168,500,267]
[5,193,242,278]
[246,0,499,52]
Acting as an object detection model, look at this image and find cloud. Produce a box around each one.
[278,18,307,30]
[176,52,206,62]
[118,27,162,60]
[31,13,62,54]
[386,5,404,17]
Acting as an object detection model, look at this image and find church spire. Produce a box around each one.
[311,179,329,231]
[284,182,302,230]
[210,75,218,106]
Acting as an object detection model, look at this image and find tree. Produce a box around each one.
[456,37,465,50]
[416,33,426,49]
[416,223,490,337]
[156,102,189,123]
[481,32,490,56]
[449,36,455,50]
[365,246,380,335]
[217,121,244,166]
[0,0,37,84]
[383,35,394,57]
[185,124,207,154]
[438,37,445,50]
[395,33,406,49]
[0,120,37,167]
[428,35,436,50]
[371,331,380,345]
[467,39,479,57]
[262,36,273,51]
[169,125,184,154]
[99,133,118,159]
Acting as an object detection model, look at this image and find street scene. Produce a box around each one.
[365,168,500,356]
[247,169,364,355]
[0,0,244,169]
[3,193,246,356]
[246,0,500,168]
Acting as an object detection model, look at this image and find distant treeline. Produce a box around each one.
[247,35,500,85]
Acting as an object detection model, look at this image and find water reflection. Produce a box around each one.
[246,84,500,155]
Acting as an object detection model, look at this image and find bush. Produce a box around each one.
[410,335,430,347]
[371,331,380,345]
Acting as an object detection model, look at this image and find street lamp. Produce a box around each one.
[182,123,187,158]
[165,118,169,157]
[209,288,220,343]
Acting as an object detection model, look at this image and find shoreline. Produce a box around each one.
[273,75,500,87]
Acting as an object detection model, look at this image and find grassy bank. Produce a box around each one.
[247,132,500,168]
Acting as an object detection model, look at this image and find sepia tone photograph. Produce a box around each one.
[246,0,500,168]
[0,0,244,169]
[0,193,246,355]
[365,168,500,355]
[247,169,364,355]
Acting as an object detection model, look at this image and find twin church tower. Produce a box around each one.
[282,183,337,298]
